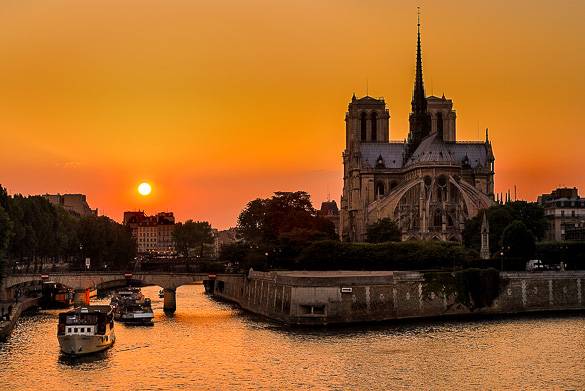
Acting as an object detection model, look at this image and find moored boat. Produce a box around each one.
[111,288,154,325]
[57,305,115,355]
[116,298,154,325]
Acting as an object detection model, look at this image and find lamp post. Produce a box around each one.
[79,244,84,272]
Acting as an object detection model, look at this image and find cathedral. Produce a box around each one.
[339,20,495,242]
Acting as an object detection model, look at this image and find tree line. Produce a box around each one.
[0,185,136,275]
[218,191,585,273]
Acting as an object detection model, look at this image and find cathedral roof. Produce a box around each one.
[405,133,457,167]
[360,134,492,170]
[360,143,406,169]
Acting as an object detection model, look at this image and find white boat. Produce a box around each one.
[111,289,154,325]
[110,288,145,306]
[116,299,154,325]
[57,305,115,355]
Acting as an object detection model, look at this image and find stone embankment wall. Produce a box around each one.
[212,271,585,325]
[0,297,40,340]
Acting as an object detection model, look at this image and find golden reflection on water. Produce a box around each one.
[1,285,585,390]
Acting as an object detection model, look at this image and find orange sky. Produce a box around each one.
[0,1,584,229]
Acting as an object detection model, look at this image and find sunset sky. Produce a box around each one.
[0,0,584,229]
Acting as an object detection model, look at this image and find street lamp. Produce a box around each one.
[79,244,84,272]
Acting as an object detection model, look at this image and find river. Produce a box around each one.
[1,285,585,390]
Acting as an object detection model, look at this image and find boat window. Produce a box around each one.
[74,328,78,332]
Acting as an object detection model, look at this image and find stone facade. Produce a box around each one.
[538,187,585,241]
[339,22,495,242]
[123,211,176,254]
[43,194,98,217]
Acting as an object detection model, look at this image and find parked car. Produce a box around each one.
[526,259,545,272]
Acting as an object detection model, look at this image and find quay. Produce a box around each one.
[0,296,40,341]
[211,270,585,325]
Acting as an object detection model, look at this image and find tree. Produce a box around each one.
[77,216,136,270]
[236,191,335,245]
[366,218,401,243]
[502,220,536,260]
[234,191,336,270]
[463,201,545,256]
[236,199,267,244]
[0,206,12,280]
[173,220,214,258]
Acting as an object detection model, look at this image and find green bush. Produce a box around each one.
[423,268,501,310]
[294,240,477,271]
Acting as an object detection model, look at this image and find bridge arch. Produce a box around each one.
[2,272,217,312]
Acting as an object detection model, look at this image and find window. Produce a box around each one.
[371,111,378,141]
[74,328,78,332]
[360,112,367,141]
[300,304,326,316]
[375,182,385,199]
[433,210,442,227]
[437,112,444,139]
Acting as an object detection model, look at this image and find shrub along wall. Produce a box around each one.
[293,240,478,271]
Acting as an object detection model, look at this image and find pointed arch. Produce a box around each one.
[360,112,367,141]
[371,111,378,141]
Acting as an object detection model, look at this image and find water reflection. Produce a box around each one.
[1,284,585,389]
[58,350,110,367]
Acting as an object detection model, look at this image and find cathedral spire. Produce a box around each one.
[405,8,432,161]
[412,7,426,114]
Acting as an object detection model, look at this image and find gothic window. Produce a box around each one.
[433,209,442,227]
[360,112,367,141]
[437,111,444,139]
[375,182,385,199]
[371,111,378,141]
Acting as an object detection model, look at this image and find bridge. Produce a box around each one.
[1,272,230,312]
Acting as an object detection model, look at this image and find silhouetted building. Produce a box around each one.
[339,18,495,242]
[123,211,176,254]
[44,194,98,217]
[319,200,340,234]
[538,187,585,241]
[212,227,238,259]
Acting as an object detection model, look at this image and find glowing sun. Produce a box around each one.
[138,182,152,196]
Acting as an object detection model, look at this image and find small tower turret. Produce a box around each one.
[480,212,490,260]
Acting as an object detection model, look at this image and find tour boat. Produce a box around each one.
[111,288,154,325]
[110,287,145,306]
[57,305,116,355]
[115,298,154,325]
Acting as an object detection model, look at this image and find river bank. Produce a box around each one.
[0,296,40,341]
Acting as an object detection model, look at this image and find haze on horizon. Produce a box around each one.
[0,0,583,229]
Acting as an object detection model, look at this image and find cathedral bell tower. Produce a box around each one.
[405,12,432,160]
[340,94,390,241]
